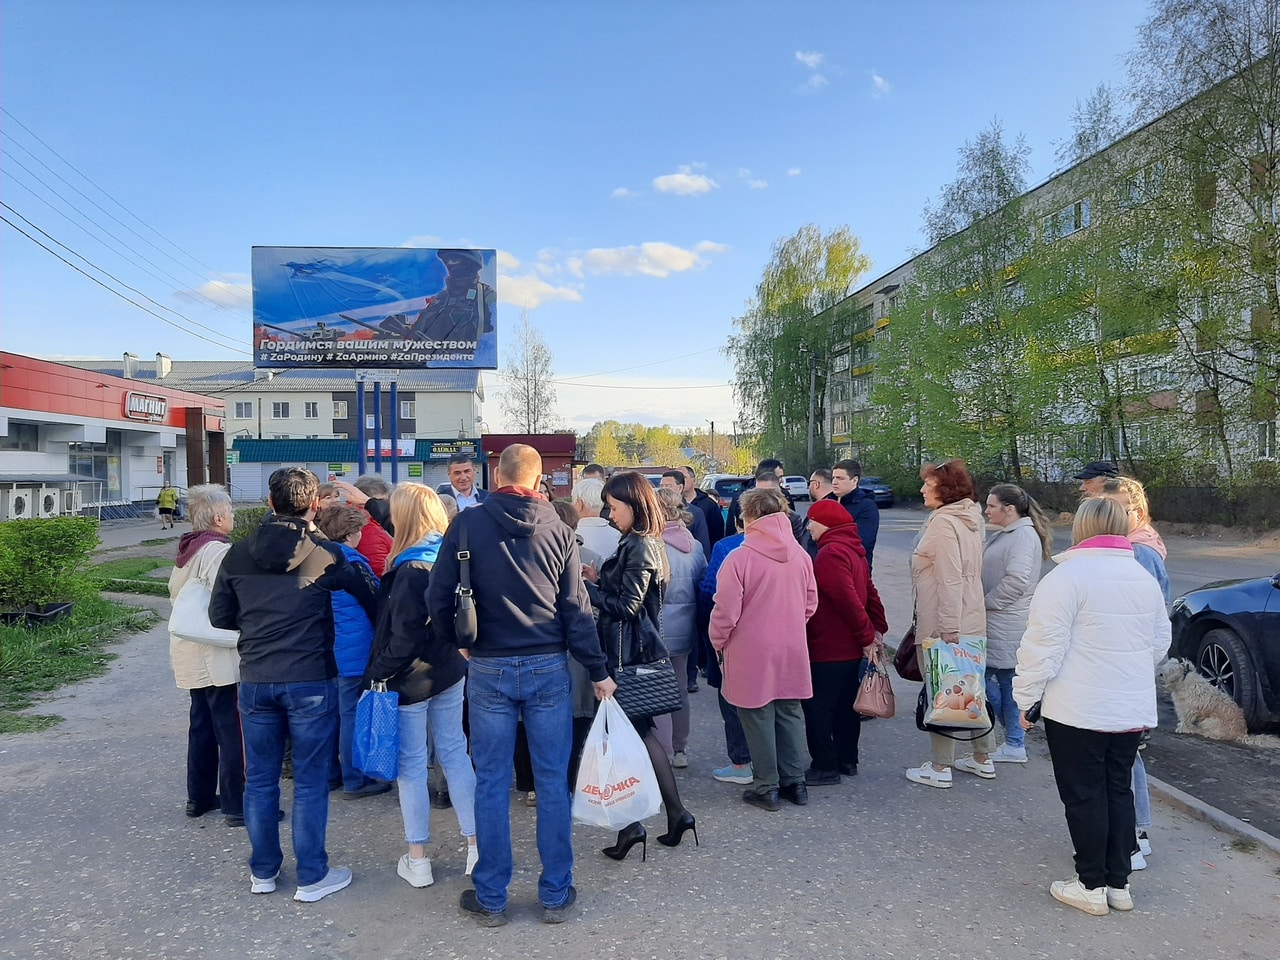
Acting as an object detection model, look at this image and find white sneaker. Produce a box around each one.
[1137,831,1151,856]
[1050,877,1109,916]
[1107,884,1134,911]
[1131,849,1147,871]
[905,762,953,788]
[672,751,689,769]
[991,743,1028,763]
[464,845,479,877]
[953,755,996,779]
[293,866,352,902]
[250,871,278,895]
[397,854,434,888]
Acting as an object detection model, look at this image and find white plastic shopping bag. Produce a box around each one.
[572,697,662,828]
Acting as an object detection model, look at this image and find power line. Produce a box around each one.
[0,212,250,355]
[0,107,253,305]
[0,150,248,323]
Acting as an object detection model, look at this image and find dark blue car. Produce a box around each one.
[1169,570,1280,730]
[858,476,895,508]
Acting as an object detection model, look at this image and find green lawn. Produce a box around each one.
[90,557,172,580]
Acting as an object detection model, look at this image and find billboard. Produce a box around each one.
[251,246,497,369]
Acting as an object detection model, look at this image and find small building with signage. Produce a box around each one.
[227,437,484,501]
[481,433,578,499]
[0,352,226,519]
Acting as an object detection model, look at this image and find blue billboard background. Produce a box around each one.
[251,246,497,368]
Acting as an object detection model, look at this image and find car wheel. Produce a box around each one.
[1195,627,1264,730]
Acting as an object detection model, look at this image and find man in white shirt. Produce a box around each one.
[437,454,488,510]
[570,478,619,565]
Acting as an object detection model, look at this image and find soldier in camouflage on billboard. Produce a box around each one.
[379,249,495,343]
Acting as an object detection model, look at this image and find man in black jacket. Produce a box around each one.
[831,459,879,568]
[210,467,376,903]
[428,443,615,926]
[681,465,726,547]
[725,458,791,533]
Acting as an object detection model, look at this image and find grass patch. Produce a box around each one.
[138,537,173,546]
[98,579,170,597]
[0,585,158,733]
[91,557,171,580]
[1230,837,1259,853]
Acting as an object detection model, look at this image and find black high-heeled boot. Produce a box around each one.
[656,810,698,848]
[602,821,647,862]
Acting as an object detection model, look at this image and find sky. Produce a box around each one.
[1,0,1154,433]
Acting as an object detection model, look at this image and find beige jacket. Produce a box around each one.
[911,499,987,648]
[168,540,239,689]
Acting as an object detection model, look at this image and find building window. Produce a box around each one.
[1044,199,1091,241]
[303,402,319,419]
[365,414,375,429]
[0,422,40,451]
[234,401,253,419]
[272,402,290,419]
[400,400,416,419]
[1259,420,1278,459]
[333,401,348,419]
[333,433,348,440]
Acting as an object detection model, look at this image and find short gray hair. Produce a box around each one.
[187,484,232,531]
[571,477,605,511]
[353,474,392,498]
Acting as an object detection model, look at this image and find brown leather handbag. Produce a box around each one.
[892,624,922,682]
[854,640,896,719]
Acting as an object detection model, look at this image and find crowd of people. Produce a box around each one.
[166,447,1171,921]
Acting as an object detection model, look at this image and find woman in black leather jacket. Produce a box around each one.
[583,472,697,861]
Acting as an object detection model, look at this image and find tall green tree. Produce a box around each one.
[726,224,871,471]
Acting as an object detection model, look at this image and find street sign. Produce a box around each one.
[355,370,401,383]
[226,451,241,465]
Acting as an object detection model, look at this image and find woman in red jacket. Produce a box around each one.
[802,499,888,785]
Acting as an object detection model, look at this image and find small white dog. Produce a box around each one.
[1159,659,1278,747]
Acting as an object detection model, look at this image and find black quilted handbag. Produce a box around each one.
[611,582,681,719]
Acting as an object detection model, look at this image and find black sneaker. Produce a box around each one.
[343,781,393,800]
[804,768,841,786]
[839,762,859,777]
[459,889,508,927]
[430,787,453,810]
[185,799,219,818]
[742,788,781,812]
[542,885,577,924]
[779,782,809,806]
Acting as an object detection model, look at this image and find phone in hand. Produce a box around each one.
[1025,701,1042,725]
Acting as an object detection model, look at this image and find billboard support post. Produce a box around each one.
[389,380,399,484]
[356,378,366,477]
[373,382,383,474]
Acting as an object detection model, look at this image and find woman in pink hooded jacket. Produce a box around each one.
[710,488,818,812]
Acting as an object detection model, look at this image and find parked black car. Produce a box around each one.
[858,476,895,508]
[1168,570,1280,730]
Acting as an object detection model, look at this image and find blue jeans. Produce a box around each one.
[985,667,1024,749]
[466,654,574,912]
[238,679,338,886]
[397,678,476,843]
[336,676,374,792]
[1132,752,1151,831]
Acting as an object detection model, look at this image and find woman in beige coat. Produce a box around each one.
[168,484,244,825]
[905,460,994,788]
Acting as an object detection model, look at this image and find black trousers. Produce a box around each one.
[802,660,862,773]
[187,684,245,816]
[1044,718,1141,890]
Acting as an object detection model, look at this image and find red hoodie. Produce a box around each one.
[806,524,888,662]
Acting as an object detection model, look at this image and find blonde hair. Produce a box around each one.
[655,486,693,525]
[385,483,450,574]
[740,487,786,524]
[1101,475,1151,523]
[1072,496,1130,544]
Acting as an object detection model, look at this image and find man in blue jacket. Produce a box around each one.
[428,443,615,927]
[831,459,879,569]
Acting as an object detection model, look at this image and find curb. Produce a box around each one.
[1148,774,1280,857]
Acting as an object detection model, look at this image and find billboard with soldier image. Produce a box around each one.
[251,246,497,368]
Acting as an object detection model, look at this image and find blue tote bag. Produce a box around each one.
[353,681,400,781]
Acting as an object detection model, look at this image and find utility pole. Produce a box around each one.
[706,420,716,471]
[802,345,818,471]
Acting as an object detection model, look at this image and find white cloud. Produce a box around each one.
[871,70,891,97]
[176,278,251,308]
[496,249,522,271]
[579,240,726,278]
[787,167,802,177]
[805,74,829,90]
[611,186,635,198]
[497,271,583,309]
[748,179,768,190]
[795,51,824,69]
[652,165,719,195]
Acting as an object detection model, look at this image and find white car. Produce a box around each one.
[782,475,810,501]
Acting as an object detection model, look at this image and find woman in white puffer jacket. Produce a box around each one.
[1014,497,1169,918]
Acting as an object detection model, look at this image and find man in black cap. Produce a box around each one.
[1074,461,1120,496]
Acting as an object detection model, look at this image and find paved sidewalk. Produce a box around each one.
[2,611,1277,960]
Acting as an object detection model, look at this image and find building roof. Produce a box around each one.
[59,359,483,396]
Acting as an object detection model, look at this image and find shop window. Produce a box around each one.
[0,422,39,451]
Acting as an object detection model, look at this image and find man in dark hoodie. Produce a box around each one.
[428,443,615,927]
[210,467,377,903]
